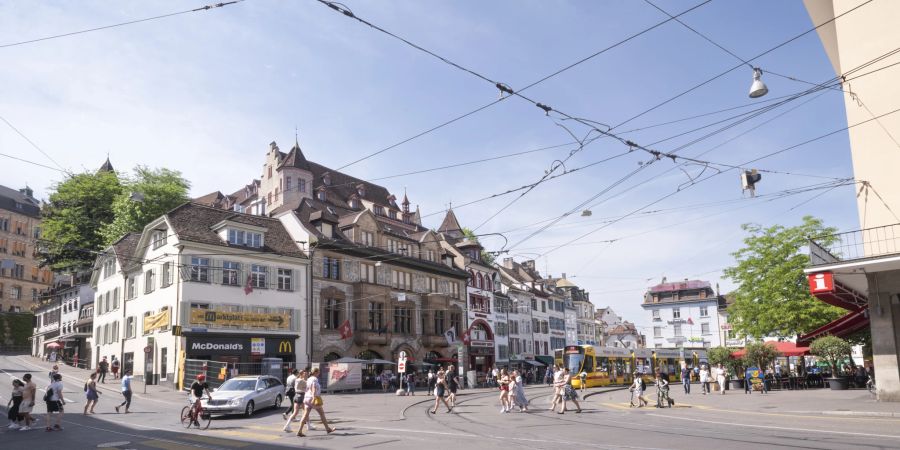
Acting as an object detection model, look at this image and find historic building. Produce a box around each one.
[91,202,310,387]
[33,272,95,364]
[0,185,53,312]
[642,278,724,349]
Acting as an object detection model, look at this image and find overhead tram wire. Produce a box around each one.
[0,1,245,49]
[0,115,67,172]
[609,0,875,131]
[318,0,714,172]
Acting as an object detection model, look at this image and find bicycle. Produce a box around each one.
[181,396,211,430]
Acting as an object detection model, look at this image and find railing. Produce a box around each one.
[809,223,900,266]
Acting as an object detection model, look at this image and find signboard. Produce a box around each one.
[143,345,153,354]
[808,272,834,294]
[250,338,265,355]
[143,309,171,333]
[398,360,406,373]
[326,362,362,391]
[185,336,250,356]
[267,338,296,355]
[687,337,704,343]
[745,367,764,389]
[189,309,291,329]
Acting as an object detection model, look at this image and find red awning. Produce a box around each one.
[797,307,869,346]
[808,273,868,311]
[732,341,811,358]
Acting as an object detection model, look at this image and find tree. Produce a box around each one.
[461,227,495,265]
[723,216,845,338]
[100,167,190,245]
[707,346,744,378]
[39,171,122,271]
[743,342,781,371]
[810,335,852,376]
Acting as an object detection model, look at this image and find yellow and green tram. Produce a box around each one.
[554,345,707,389]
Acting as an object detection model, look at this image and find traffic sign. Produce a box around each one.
[143,345,152,354]
[398,360,406,373]
[399,351,407,362]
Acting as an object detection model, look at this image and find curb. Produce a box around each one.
[819,410,900,418]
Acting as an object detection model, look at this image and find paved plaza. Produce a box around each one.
[3,355,900,449]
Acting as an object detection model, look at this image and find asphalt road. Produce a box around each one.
[2,354,900,449]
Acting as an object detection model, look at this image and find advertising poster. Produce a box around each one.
[326,362,362,391]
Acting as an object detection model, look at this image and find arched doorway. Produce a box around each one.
[468,320,496,380]
[358,350,388,389]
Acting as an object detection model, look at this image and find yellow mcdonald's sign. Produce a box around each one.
[278,340,293,353]
[189,309,291,329]
[143,309,171,333]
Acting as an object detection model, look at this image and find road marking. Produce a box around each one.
[645,413,900,440]
[353,425,477,437]
[140,440,209,450]
[179,434,256,447]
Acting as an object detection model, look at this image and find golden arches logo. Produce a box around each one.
[278,340,293,353]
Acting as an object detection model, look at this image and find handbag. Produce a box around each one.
[312,395,323,407]
[43,388,53,402]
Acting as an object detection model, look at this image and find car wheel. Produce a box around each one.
[244,400,255,417]
[274,394,283,409]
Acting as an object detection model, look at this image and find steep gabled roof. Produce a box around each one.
[111,233,141,268]
[279,143,309,170]
[98,157,115,173]
[438,208,463,235]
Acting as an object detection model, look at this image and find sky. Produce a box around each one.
[0,0,876,335]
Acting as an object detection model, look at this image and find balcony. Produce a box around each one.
[810,223,900,266]
[353,330,388,346]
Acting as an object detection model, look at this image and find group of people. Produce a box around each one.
[277,368,336,437]
[496,368,530,413]
[629,370,678,408]
[427,365,460,413]
[548,366,581,414]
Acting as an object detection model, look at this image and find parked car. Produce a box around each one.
[201,375,284,417]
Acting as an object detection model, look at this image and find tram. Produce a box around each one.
[553,345,708,389]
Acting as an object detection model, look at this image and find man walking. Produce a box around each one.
[283,369,298,419]
[115,370,133,413]
[98,357,109,384]
[19,373,36,431]
[45,373,65,431]
[681,365,691,394]
[111,356,120,380]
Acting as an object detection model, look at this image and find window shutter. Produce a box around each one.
[267,266,275,289]
[180,254,192,281]
[291,268,297,292]
[210,259,220,284]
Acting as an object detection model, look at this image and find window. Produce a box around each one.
[701,323,710,335]
[222,261,240,285]
[542,301,546,313]
[299,179,306,193]
[317,190,326,201]
[324,298,340,329]
[368,302,384,331]
[228,229,262,248]
[322,257,340,280]
[428,277,437,293]
[13,263,24,279]
[361,231,374,246]
[277,268,293,291]
[485,277,493,291]
[699,306,709,317]
[653,326,662,337]
[652,309,660,320]
[126,277,136,300]
[11,286,21,300]
[151,230,167,249]
[267,165,272,179]
[126,316,136,339]
[160,348,168,379]
[251,264,268,288]
[391,270,412,290]
[190,257,210,282]
[162,262,173,287]
[112,288,119,310]
[393,307,412,334]
[673,323,682,336]
[450,312,461,336]
[433,310,445,334]
[360,263,376,284]
[142,312,152,335]
[144,269,155,294]
[285,177,292,193]
[451,282,459,299]
[374,205,384,216]
[672,308,681,319]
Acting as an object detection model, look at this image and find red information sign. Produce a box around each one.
[808,272,834,294]
[398,361,406,373]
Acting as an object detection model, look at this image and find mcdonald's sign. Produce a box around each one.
[278,340,293,354]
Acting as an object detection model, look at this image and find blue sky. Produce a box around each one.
[1,0,867,332]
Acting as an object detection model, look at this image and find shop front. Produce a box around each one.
[184,334,299,364]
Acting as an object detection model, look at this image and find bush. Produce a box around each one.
[810,336,852,376]
[707,346,744,378]
[743,342,781,371]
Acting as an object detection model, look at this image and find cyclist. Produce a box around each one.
[188,374,212,427]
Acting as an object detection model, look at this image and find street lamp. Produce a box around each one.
[748,68,769,98]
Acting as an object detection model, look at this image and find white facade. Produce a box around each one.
[645,300,723,349]
[564,300,577,346]
[92,205,310,387]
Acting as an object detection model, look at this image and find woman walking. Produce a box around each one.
[7,379,24,429]
[629,372,648,407]
[83,373,99,414]
[429,369,452,414]
[283,370,312,432]
[511,370,529,412]
[655,372,671,408]
[699,364,710,395]
[115,370,133,413]
[446,365,459,407]
[498,369,512,413]
[557,368,582,414]
[715,364,727,395]
[296,368,335,437]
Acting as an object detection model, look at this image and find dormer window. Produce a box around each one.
[227,229,263,248]
[374,205,384,216]
[350,198,360,209]
[323,173,331,186]
[389,210,397,220]
[151,230,167,250]
[356,184,366,197]
[317,190,326,201]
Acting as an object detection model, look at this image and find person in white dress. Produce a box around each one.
[715,364,727,395]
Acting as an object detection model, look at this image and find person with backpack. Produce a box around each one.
[283,369,298,419]
[45,373,65,431]
[83,373,100,415]
[630,372,648,407]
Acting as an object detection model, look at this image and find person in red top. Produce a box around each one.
[188,374,212,427]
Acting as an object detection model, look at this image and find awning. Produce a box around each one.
[524,360,544,367]
[797,307,869,346]
[732,341,811,358]
[330,357,369,364]
[535,355,554,367]
[807,272,868,311]
[368,359,396,365]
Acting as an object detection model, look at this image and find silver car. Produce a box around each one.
[201,375,284,417]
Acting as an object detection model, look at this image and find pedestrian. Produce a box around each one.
[48,364,59,384]
[629,372,648,407]
[380,372,390,393]
[83,373,100,415]
[296,368,335,437]
[284,370,317,432]
[283,369,298,419]
[19,374,36,431]
[405,371,416,396]
[699,364,710,395]
[579,370,588,391]
[426,369,435,395]
[745,369,753,394]
[715,364,727,395]
[655,372,672,408]
[446,365,459,407]
[429,368,452,414]
[511,370,529,412]
[111,356,120,380]
[544,367,553,386]
[98,357,109,384]
[115,370,133,413]
[681,365,691,394]
[7,378,24,429]
[49,351,57,363]
[549,365,564,411]
[498,369,512,413]
[557,368,582,414]
[45,373,65,431]
[490,366,499,388]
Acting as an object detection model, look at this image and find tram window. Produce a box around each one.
[598,357,609,373]
[583,356,594,373]
[614,358,624,375]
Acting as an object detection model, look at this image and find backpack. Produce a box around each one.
[43,386,53,402]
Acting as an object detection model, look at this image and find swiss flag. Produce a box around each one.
[687,317,694,325]
[243,274,253,295]
[339,319,353,340]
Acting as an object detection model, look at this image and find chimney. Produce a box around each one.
[562,272,567,279]
[661,276,667,284]
[503,257,514,269]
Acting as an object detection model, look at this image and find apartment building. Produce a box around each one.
[0,185,52,312]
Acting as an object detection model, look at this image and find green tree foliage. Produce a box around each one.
[743,342,781,370]
[707,346,744,377]
[809,335,852,376]
[723,216,844,338]
[100,167,190,245]
[39,171,122,270]
[461,227,495,265]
